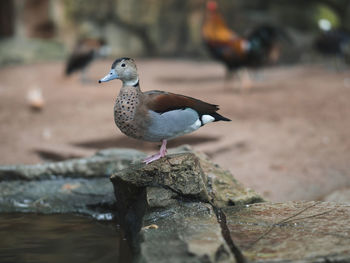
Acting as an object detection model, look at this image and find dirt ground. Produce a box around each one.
[0,59,349,202]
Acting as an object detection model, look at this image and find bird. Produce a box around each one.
[98,58,231,164]
[202,1,289,85]
[313,28,350,67]
[65,37,109,83]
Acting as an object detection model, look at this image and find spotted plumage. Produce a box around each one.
[99,58,231,164]
[113,87,141,139]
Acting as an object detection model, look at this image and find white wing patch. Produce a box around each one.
[189,119,201,131]
[201,115,215,125]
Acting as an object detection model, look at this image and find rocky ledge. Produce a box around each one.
[111,151,262,263]
[0,148,146,218]
[110,151,350,263]
[0,146,350,262]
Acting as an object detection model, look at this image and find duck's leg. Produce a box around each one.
[143,139,168,164]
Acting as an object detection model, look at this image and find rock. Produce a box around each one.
[0,178,115,219]
[0,148,147,219]
[0,148,146,181]
[0,146,260,261]
[34,143,96,161]
[140,202,235,263]
[146,187,177,208]
[322,188,350,203]
[2,146,349,262]
[111,151,263,208]
[112,153,210,201]
[111,151,350,262]
[110,151,262,262]
[193,151,263,207]
[224,201,350,262]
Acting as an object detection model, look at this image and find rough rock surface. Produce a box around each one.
[111,151,262,262]
[111,150,350,263]
[224,201,350,263]
[0,148,146,219]
[323,188,350,203]
[111,151,262,208]
[0,148,146,181]
[140,202,235,263]
[2,146,350,262]
[0,178,115,219]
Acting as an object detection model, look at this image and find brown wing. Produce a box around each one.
[144,91,219,115]
[144,91,231,122]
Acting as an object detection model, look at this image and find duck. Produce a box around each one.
[99,58,231,164]
[65,37,109,83]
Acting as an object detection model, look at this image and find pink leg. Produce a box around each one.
[143,139,168,164]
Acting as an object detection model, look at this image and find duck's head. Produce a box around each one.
[99,57,138,86]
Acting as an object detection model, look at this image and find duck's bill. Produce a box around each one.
[99,69,119,83]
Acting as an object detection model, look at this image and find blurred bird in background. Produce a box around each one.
[65,37,110,83]
[202,0,290,89]
[313,19,350,69]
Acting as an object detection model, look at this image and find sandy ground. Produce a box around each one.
[0,59,349,202]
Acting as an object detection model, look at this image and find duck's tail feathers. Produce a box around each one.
[212,112,231,122]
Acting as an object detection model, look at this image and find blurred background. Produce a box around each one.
[1,0,350,62]
[1,0,350,202]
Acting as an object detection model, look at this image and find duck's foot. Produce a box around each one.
[143,139,167,164]
[143,153,164,164]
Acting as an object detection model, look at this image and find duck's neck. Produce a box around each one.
[123,77,139,87]
[119,78,141,96]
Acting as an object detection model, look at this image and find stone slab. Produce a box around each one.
[140,201,235,263]
[224,201,350,263]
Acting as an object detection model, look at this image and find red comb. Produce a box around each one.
[207,1,217,11]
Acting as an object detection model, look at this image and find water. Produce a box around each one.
[0,213,132,263]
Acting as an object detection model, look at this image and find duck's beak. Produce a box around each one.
[99,69,118,83]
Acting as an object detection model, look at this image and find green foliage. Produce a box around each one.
[314,4,340,28]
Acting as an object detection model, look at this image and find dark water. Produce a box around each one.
[0,214,132,263]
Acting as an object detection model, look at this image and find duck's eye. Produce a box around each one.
[121,63,126,68]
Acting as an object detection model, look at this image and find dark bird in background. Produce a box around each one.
[313,28,350,67]
[65,37,109,83]
[202,0,290,88]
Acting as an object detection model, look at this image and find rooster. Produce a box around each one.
[65,37,109,83]
[202,1,288,86]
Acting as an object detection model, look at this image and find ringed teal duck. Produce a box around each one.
[99,58,231,164]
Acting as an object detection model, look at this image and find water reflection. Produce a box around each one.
[0,213,132,263]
